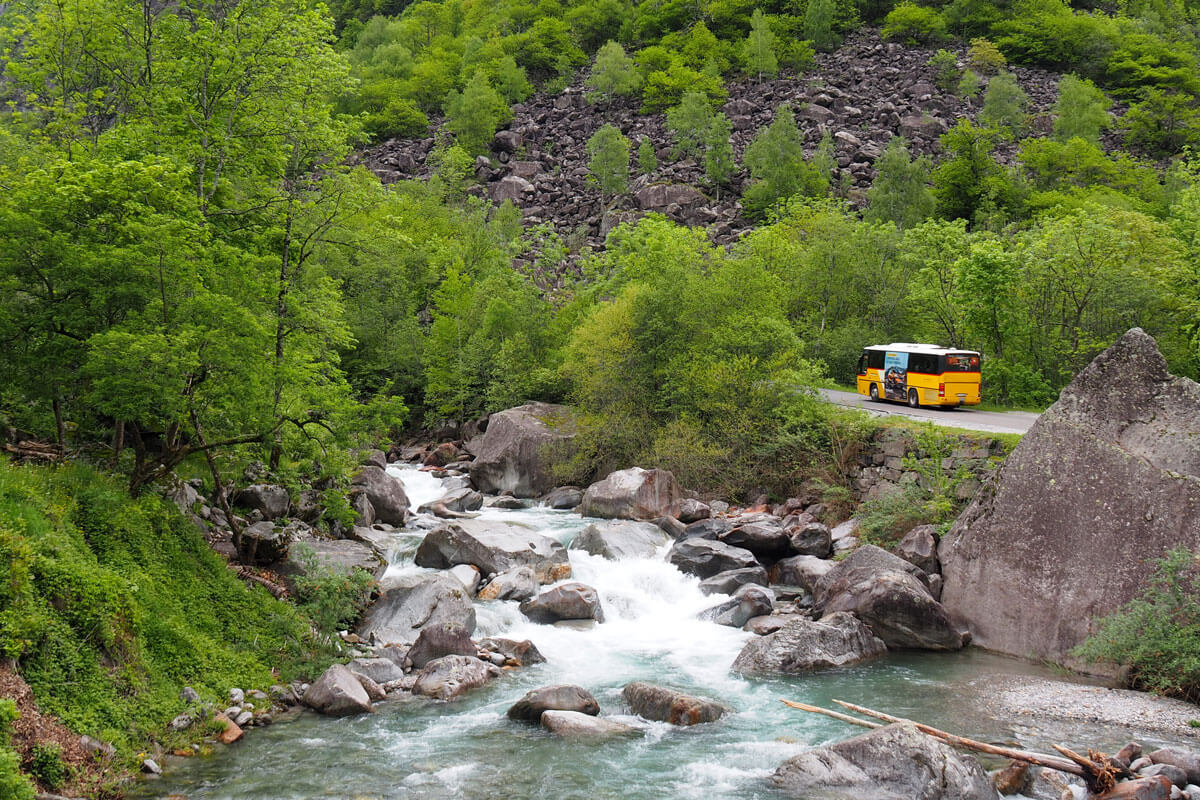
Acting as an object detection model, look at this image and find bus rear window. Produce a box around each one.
[943,353,980,371]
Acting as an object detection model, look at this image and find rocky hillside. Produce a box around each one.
[358,29,1064,285]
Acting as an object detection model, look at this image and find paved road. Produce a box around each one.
[817,388,1039,435]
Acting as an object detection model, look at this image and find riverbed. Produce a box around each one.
[135,466,1198,799]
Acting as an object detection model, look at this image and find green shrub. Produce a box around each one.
[881,2,948,45]
[928,49,961,93]
[1073,547,1200,703]
[967,37,1006,75]
[28,744,67,791]
[291,544,377,641]
[0,700,35,800]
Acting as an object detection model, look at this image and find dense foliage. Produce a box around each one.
[1074,547,1200,703]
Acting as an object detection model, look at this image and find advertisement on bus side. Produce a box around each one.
[883,351,908,401]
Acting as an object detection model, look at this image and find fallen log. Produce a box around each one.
[782,698,1128,794]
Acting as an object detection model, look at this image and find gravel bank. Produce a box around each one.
[971,675,1200,746]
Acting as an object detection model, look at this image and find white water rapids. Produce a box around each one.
[136,465,1186,800]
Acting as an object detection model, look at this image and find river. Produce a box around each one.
[136,465,1178,799]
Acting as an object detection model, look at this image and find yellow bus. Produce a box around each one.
[855,343,982,408]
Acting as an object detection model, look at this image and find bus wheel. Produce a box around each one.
[907,389,919,408]
[869,383,880,401]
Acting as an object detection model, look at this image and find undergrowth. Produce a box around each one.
[1073,547,1200,703]
[0,460,339,775]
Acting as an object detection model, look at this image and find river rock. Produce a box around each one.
[769,554,834,592]
[418,487,483,514]
[772,722,995,799]
[681,517,732,540]
[897,524,940,575]
[354,672,386,702]
[939,329,1200,667]
[477,565,539,601]
[677,498,711,523]
[411,655,501,701]
[699,584,775,627]
[478,637,546,666]
[543,486,583,509]
[507,684,600,721]
[789,521,833,558]
[731,612,888,675]
[830,518,860,554]
[668,538,759,579]
[406,622,477,669]
[239,521,290,565]
[352,466,410,526]
[448,563,481,594]
[821,568,964,651]
[698,566,770,595]
[414,519,570,584]
[302,664,374,716]
[519,582,605,624]
[579,467,683,520]
[570,520,668,560]
[234,484,291,520]
[720,521,791,558]
[1148,749,1200,785]
[622,682,727,726]
[814,545,930,605]
[1098,776,1174,799]
[348,657,406,685]
[541,710,641,739]
[466,402,575,497]
[358,573,476,644]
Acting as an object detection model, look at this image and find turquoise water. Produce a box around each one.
[132,468,1149,800]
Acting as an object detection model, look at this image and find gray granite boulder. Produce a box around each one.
[352,466,410,526]
[698,566,770,595]
[467,402,575,497]
[541,710,641,739]
[414,519,570,584]
[476,565,539,601]
[507,685,600,721]
[772,722,995,799]
[731,612,887,675]
[358,573,475,644]
[579,467,682,520]
[668,538,759,579]
[302,664,373,716]
[940,330,1200,668]
[411,655,501,701]
[622,682,727,726]
[519,582,604,624]
[699,584,775,628]
[720,521,791,558]
[897,524,940,575]
[234,484,291,520]
[406,622,477,669]
[769,554,834,592]
[570,520,669,560]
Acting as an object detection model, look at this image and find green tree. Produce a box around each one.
[587,124,632,199]
[638,136,658,174]
[743,105,833,218]
[803,0,839,52]
[586,41,642,103]
[743,8,779,81]
[928,49,961,93]
[881,2,947,44]
[666,91,715,159]
[704,114,736,196]
[445,71,512,154]
[1053,74,1111,144]
[865,137,935,230]
[932,120,1018,225]
[980,72,1030,135]
[958,69,983,99]
[899,219,972,346]
[1122,89,1200,158]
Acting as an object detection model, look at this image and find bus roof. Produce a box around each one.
[863,343,981,356]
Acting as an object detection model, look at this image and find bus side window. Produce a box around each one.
[857,352,868,375]
[868,350,885,370]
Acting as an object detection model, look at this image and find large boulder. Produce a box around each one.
[939,329,1200,667]
[279,538,382,582]
[698,584,775,628]
[406,622,476,670]
[302,664,373,716]
[466,402,575,497]
[238,521,291,565]
[821,570,964,651]
[731,613,887,675]
[506,685,600,722]
[813,545,930,607]
[411,655,501,701]
[476,565,539,601]
[541,710,641,739]
[769,555,834,593]
[358,573,476,644]
[668,538,759,579]
[579,467,682,520]
[719,521,791,559]
[352,466,410,526]
[519,582,605,624]
[234,484,290,520]
[570,520,669,560]
[414,519,570,584]
[772,722,996,799]
[897,524,941,575]
[698,566,770,595]
[622,682,727,726]
[347,657,406,686]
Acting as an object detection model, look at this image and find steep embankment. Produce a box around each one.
[359,28,1062,284]
[0,461,324,794]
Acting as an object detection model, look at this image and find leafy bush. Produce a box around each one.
[1074,547,1200,703]
[0,701,35,800]
[291,544,377,641]
[967,37,1006,75]
[28,744,67,791]
[928,49,961,93]
[881,2,948,45]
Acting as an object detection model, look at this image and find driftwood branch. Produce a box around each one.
[783,698,1127,794]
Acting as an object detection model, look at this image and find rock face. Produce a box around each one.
[570,520,669,560]
[939,329,1200,667]
[414,519,570,584]
[352,466,410,526]
[772,723,996,800]
[467,402,575,497]
[302,664,374,716]
[731,613,888,675]
[507,685,600,721]
[622,682,727,726]
[579,467,682,520]
[519,582,605,624]
[358,573,476,644]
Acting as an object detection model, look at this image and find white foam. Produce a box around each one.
[387,463,446,511]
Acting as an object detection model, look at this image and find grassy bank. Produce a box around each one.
[0,460,336,794]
